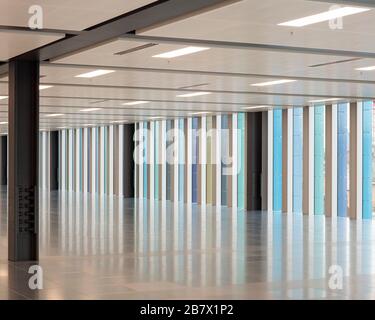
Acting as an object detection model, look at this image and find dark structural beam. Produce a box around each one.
[50,131,59,191]
[0,136,7,185]
[246,112,263,210]
[123,124,135,198]
[8,59,39,262]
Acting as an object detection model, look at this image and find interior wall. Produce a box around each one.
[132,104,374,219]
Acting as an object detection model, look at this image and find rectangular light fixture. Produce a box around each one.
[75,69,115,78]
[308,98,343,103]
[251,79,297,87]
[111,120,128,124]
[80,108,102,112]
[242,105,270,110]
[57,127,68,129]
[189,111,212,115]
[46,113,64,117]
[153,46,210,58]
[148,116,162,120]
[39,85,53,90]
[177,92,212,98]
[0,121,8,125]
[356,65,375,71]
[122,101,149,106]
[278,6,370,27]
[0,96,8,100]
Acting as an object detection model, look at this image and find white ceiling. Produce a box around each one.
[143,0,375,52]
[0,0,155,31]
[1,0,375,133]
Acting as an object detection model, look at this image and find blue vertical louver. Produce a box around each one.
[293,108,303,213]
[166,120,172,201]
[87,129,91,190]
[154,122,159,200]
[143,122,148,199]
[80,129,83,192]
[273,109,282,212]
[192,118,198,203]
[178,119,185,202]
[337,103,348,217]
[237,113,245,209]
[104,127,108,194]
[314,105,325,215]
[221,115,228,206]
[362,101,373,219]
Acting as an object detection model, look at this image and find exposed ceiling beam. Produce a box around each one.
[121,34,375,59]
[16,0,234,61]
[0,25,81,36]
[0,63,8,77]
[45,62,375,85]
[21,82,375,100]
[38,96,281,107]
[308,0,375,7]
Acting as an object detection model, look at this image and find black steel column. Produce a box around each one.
[50,131,59,191]
[0,136,7,185]
[8,59,39,262]
[123,124,135,198]
[246,112,263,210]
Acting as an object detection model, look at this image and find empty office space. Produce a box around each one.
[0,0,375,302]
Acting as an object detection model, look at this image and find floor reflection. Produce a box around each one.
[1,188,375,299]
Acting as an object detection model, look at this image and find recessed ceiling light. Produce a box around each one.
[39,85,53,90]
[355,65,375,71]
[45,113,64,117]
[308,98,343,103]
[189,111,212,115]
[0,96,8,100]
[57,127,67,129]
[111,120,128,124]
[251,79,297,87]
[177,92,212,98]
[80,108,102,112]
[242,105,270,110]
[122,101,149,106]
[0,121,8,125]
[148,116,162,120]
[75,69,115,78]
[85,124,95,126]
[278,6,370,27]
[153,46,210,58]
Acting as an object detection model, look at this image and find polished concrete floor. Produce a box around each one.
[1,188,375,300]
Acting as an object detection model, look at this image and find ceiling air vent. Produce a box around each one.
[89,99,110,104]
[114,43,157,55]
[178,83,210,90]
[309,58,361,68]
